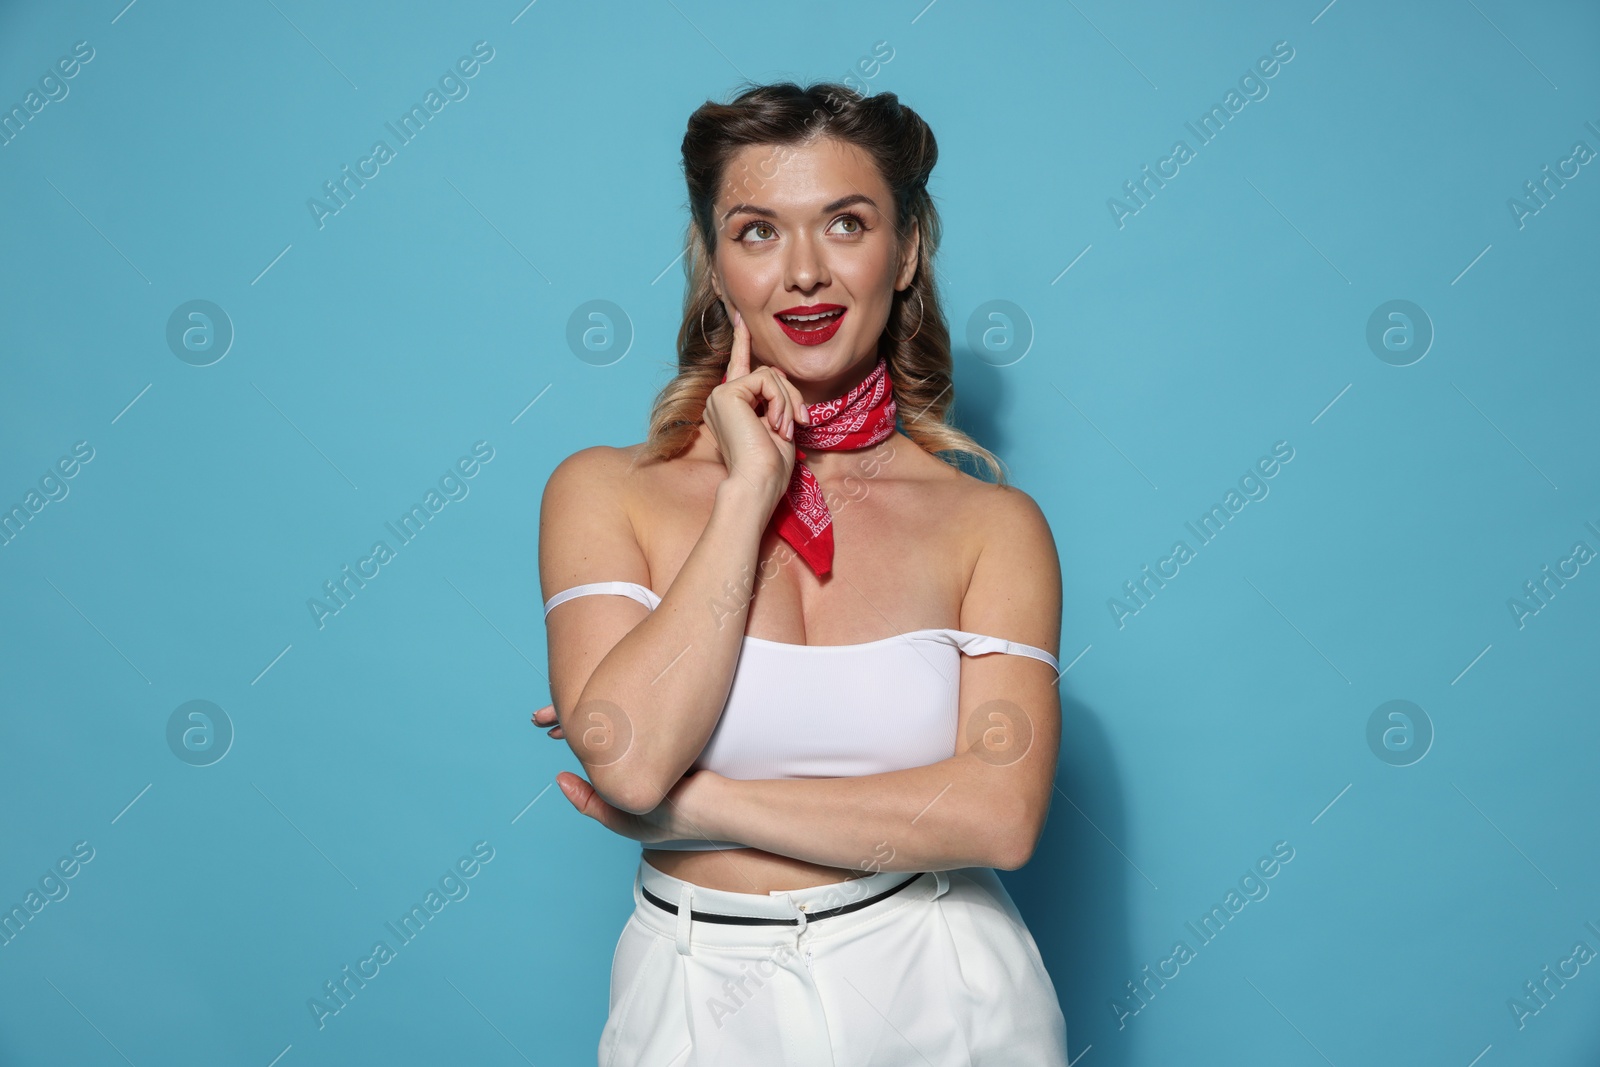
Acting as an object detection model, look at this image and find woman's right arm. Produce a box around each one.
[540,459,775,814]
[540,310,809,815]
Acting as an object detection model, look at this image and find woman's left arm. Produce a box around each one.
[553,487,1064,872]
[693,670,1059,873]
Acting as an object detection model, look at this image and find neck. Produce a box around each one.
[800,433,901,481]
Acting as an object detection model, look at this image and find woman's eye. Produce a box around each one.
[737,215,868,243]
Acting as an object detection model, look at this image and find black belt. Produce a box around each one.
[642,872,924,926]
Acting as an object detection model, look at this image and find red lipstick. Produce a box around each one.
[774,303,846,347]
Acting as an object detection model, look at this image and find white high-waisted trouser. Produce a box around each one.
[598,857,1069,1066]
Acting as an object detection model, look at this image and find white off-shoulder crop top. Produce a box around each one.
[543,581,1059,851]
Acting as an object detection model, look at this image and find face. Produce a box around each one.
[709,135,920,402]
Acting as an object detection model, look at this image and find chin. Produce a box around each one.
[767,350,866,380]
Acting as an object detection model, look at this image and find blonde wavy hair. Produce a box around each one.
[642,80,1008,485]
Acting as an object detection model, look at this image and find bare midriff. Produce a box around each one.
[642,846,878,894]
[619,427,982,895]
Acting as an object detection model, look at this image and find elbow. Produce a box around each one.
[992,838,1032,872]
[991,799,1045,871]
[560,695,671,815]
[588,764,670,816]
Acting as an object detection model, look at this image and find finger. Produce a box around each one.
[547,725,565,740]
[558,771,649,842]
[764,369,797,440]
[532,702,556,725]
[557,771,616,827]
[761,367,792,438]
[775,369,811,427]
[737,365,790,439]
[725,307,751,380]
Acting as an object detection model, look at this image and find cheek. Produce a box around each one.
[725,266,782,311]
[837,252,896,297]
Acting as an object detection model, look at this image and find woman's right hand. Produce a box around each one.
[701,308,811,508]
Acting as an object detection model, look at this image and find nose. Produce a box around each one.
[783,228,829,295]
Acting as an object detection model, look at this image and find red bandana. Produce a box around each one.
[720,356,897,576]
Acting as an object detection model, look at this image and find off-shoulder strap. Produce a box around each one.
[543,580,661,617]
[944,629,1060,673]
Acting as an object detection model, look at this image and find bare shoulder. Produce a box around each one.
[955,476,1062,652]
[541,444,634,527]
[547,442,647,480]
[967,478,1056,549]
[538,444,651,598]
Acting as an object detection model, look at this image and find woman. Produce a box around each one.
[533,81,1069,1065]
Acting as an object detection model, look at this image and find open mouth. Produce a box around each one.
[774,305,846,346]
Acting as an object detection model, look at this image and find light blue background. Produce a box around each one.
[2,0,1598,1063]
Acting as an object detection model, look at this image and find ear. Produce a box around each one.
[896,215,921,291]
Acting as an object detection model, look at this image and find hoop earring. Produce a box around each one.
[699,301,724,351]
[887,287,924,345]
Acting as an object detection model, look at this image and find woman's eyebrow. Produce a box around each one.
[719,193,878,224]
